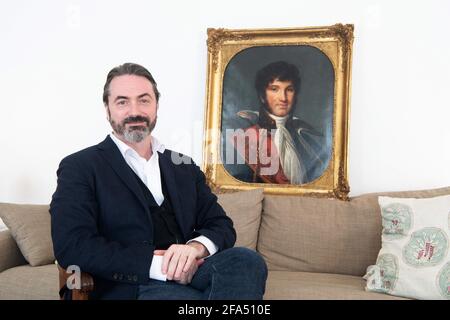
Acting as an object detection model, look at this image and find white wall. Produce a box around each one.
[0,0,449,204]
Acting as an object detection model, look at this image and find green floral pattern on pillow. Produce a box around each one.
[381,203,413,240]
[365,253,398,293]
[437,262,450,299]
[365,195,450,300]
[403,227,448,267]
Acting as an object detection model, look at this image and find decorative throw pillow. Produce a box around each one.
[216,189,264,250]
[364,195,450,299]
[0,203,54,266]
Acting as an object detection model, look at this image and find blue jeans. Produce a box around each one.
[137,247,268,300]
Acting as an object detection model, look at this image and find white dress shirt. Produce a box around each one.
[109,133,218,280]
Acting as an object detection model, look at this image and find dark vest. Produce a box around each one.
[131,166,184,250]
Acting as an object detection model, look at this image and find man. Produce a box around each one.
[50,62,267,300]
[230,61,329,184]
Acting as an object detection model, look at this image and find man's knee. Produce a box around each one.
[225,247,268,277]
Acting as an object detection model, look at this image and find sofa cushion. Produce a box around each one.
[216,189,264,250]
[258,186,450,276]
[365,195,450,300]
[0,264,59,300]
[0,203,54,266]
[264,271,408,300]
[0,230,27,273]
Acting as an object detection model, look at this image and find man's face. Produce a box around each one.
[105,74,158,143]
[263,79,296,117]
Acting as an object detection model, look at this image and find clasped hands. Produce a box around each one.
[154,241,207,285]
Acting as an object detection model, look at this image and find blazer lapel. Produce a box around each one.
[158,151,184,227]
[97,136,148,210]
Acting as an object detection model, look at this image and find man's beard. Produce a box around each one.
[109,115,157,143]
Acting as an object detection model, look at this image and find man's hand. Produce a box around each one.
[161,242,208,285]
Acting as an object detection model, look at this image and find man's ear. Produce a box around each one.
[104,104,110,121]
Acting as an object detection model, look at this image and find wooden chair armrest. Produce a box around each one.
[58,264,94,300]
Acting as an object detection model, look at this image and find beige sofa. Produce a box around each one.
[1,186,449,300]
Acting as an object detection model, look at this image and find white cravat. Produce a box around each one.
[267,113,306,184]
[109,133,218,281]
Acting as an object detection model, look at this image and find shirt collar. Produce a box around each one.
[109,132,165,160]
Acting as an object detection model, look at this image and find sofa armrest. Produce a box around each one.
[0,230,27,272]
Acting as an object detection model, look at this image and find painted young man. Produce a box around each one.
[231,61,328,184]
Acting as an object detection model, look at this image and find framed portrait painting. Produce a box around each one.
[202,24,353,199]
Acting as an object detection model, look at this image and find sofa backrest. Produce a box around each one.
[257,186,450,277]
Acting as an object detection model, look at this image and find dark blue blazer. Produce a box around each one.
[50,136,236,299]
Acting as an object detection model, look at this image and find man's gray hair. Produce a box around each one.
[103,62,160,105]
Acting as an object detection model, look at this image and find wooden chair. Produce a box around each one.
[58,265,94,300]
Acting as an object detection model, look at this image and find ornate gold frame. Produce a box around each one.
[202,24,353,200]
